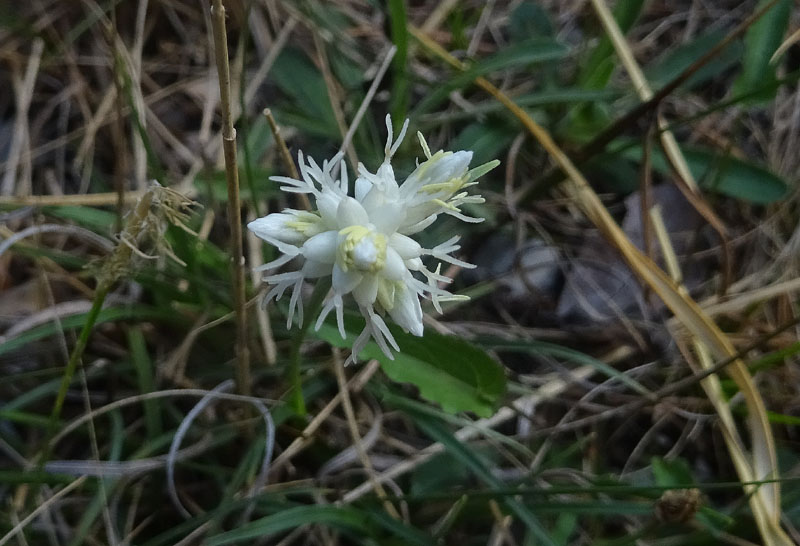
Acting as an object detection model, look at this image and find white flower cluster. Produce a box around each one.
[248,115,498,364]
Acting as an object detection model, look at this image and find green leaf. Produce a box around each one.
[646,30,743,90]
[0,410,56,427]
[750,341,800,373]
[651,457,694,488]
[472,38,568,73]
[567,0,644,143]
[451,121,515,168]
[578,0,645,88]
[410,452,471,496]
[764,411,800,426]
[415,39,569,115]
[316,316,506,417]
[406,407,557,546]
[127,327,162,439]
[733,0,792,102]
[419,88,620,126]
[0,305,179,357]
[388,0,409,122]
[45,206,117,234]
[271,48,338,137]
[242,115,273,164]
[552,512,579,546]
[560,101,613,145]
[584,152,640,193]
[67,410,125,546]
[618,144,789,204]
[509,2,555,42]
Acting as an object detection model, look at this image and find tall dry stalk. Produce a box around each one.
[210,0,250,397]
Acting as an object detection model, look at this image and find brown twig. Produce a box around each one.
[263,108,310,211]
[210,0,250,397]
[331,347,401,519]
[640,115,656,304]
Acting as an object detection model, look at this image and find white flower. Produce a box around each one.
[248,115,499,364]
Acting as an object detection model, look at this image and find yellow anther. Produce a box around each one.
[377,279,400,310]
[337,225,387,273]
[420,176,466,195]
[431,198,459,212]
[286,211,322,236]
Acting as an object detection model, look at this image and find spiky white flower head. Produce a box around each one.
[248,115,499,364]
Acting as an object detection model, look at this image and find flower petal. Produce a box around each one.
[370,202,406,235]
[336,196,369,227]
[352,274,379,307]
[302,259,333,278]
[388,284,424,336]
[248,213,307,245]
[398,213,437,236]
[332,263,362,294]
[316,190,342,229]
[430,150,471,183]
[382,247,407,281]
[389,233,422,260]
[355,176,372,201]
[302,231,338,263]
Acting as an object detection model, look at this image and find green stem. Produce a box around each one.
[48,283,109,436]
[288,278,331,416]
[47,188,153,435]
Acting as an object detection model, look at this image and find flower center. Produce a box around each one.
[338,225,387,273]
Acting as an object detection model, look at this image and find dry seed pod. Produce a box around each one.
[654,488,702,524]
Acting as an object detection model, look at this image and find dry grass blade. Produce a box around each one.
[409,23,790,546]
[771,25,800,64]
[0,190,144,207]
[698,277,800,318]
[331,347,400,519]
[588,0,697,190]
[2,38,43,197]
[0,476,87,546]
[651,206,783,542]
[246,210,277,365]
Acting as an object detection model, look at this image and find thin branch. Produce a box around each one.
[211,0,250,397]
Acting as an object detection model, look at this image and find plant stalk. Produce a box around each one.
[288,278,332,416]
[48,285,108,435]
[49,189,153,434]
[211,0,250,397]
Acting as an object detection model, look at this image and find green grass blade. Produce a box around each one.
[127,327,162,439]
[733,0,792,102]
[388,0,409,123]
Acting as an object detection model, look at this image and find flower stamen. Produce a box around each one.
[337,225,387,273]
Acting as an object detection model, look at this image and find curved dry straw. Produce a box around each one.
[166,380,275,522]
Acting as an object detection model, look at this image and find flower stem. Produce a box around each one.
[48,285,108,435]
[48,187,153,445]
[288,278,331,416]
[211,0,250,397]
